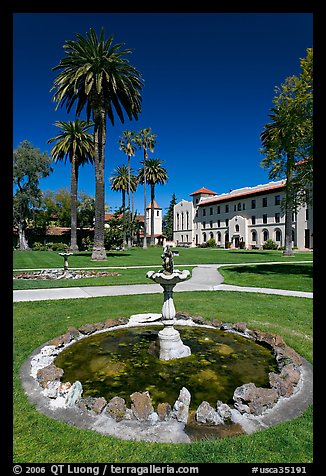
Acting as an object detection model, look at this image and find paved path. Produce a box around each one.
[13,262,313,302]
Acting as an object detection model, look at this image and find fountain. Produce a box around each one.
[146,245,191,360]
[58,251,73,277]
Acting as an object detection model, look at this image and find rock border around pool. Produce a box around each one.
[21,314,313,443]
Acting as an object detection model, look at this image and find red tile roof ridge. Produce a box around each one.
[189,187,217,196]
[198,181,286,205]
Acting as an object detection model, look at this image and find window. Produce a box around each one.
[251,215,256,225]
[217,231,221,242]
[217,206,220,214]
[262,197,268,207]
[243,203,246,210]
[157,210,160,216]
[275,230,281,242]
[181,212,184,229]
[195,209,198,217]
[203,221,206,229]
[234,204,237,211]
[263,214,268,224]
[203,208,206,216]
[275,213,280,223]
[203,232,207,242]
[225,204,229,213]
[237,203,241,211]
[306,209,309,220]
[210,207,213,215]
[225,218,229,226]
[186,211,189,229]
[196,198,199,204]
[275,195,280,205]
[177,213,179,230]
[252,230,257,242]
[217,219,220,227]
[210,220,213,228]
[263,230,269,241]
[210,232,214,240]
[251,199,256,209]
[235,224,239,232]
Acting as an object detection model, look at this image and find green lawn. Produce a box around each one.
[14,291,313,463]
[13,248,313,270]
[220,263,313,292]
[13,266,194,290]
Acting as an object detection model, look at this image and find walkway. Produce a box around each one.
[13,262,313,302]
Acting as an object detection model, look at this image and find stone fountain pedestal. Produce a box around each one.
[147,268,191,360]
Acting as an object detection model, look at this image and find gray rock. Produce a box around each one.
[130,391,155,421]
[173,387,191,423]
[106,396,127,421]
[216,400,232,422]
[65,381,83,407]
[233,383,278,415]
[195,401,223,425]
[36,364,64,388]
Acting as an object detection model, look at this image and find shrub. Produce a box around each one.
[46,242,69,252]
[206,238,216,248]
[263,239,278,250]
[81,236,94,251]
[32,242,47,251]
[225,241,231,249]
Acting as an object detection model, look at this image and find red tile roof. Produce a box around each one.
[146,200,161,209]
[189,187,217,196]
[198,182,286,205]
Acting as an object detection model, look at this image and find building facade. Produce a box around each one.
[173,181,313,250]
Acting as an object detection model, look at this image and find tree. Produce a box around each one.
[119,130,137,247]
[13,140,53,250]
[260,48,313,256]
[48,120,94,252]
[51,27,143,260]
[78,192,95,229]
[110,165,138,247]
[138,158,168,245]
[163,193,177,241]
[134,128,156,248]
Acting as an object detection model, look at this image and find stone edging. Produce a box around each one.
[20,314,313,443]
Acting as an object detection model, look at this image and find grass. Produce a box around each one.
[14,291,313,463]
[13,266,194,290]
[219,263,313,292]
[13,248,313,270]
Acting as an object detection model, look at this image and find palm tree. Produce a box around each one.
[134,128,156,248]
[51,27,143,260]
[119,130,136,247]
[110,165,138,247]
[48,120,94,252]
[138,158,168,246]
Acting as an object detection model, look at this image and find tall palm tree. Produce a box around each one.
[134,128,156,248]
[138,158,168,246]
[51,27,143,260]
[119,130,136,247]
[48,120,94,252]
[110,165,138,247]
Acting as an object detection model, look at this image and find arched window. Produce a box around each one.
[252,230,257,242]
[275,229,281,242]
[263,229,269,241]
[235,224,240,232]
[210,232,214,240]
[217,231,221,242]
[202,232,207,242]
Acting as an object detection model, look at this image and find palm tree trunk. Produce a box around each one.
[127,155,131,248]
[143,156,147,249]
[283,164,294,256]
[91,106,107,261]
[122,189,126,248]
[70,154,79,252]
[150,184,155,245]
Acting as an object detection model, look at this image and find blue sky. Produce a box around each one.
[13,12,313,215]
